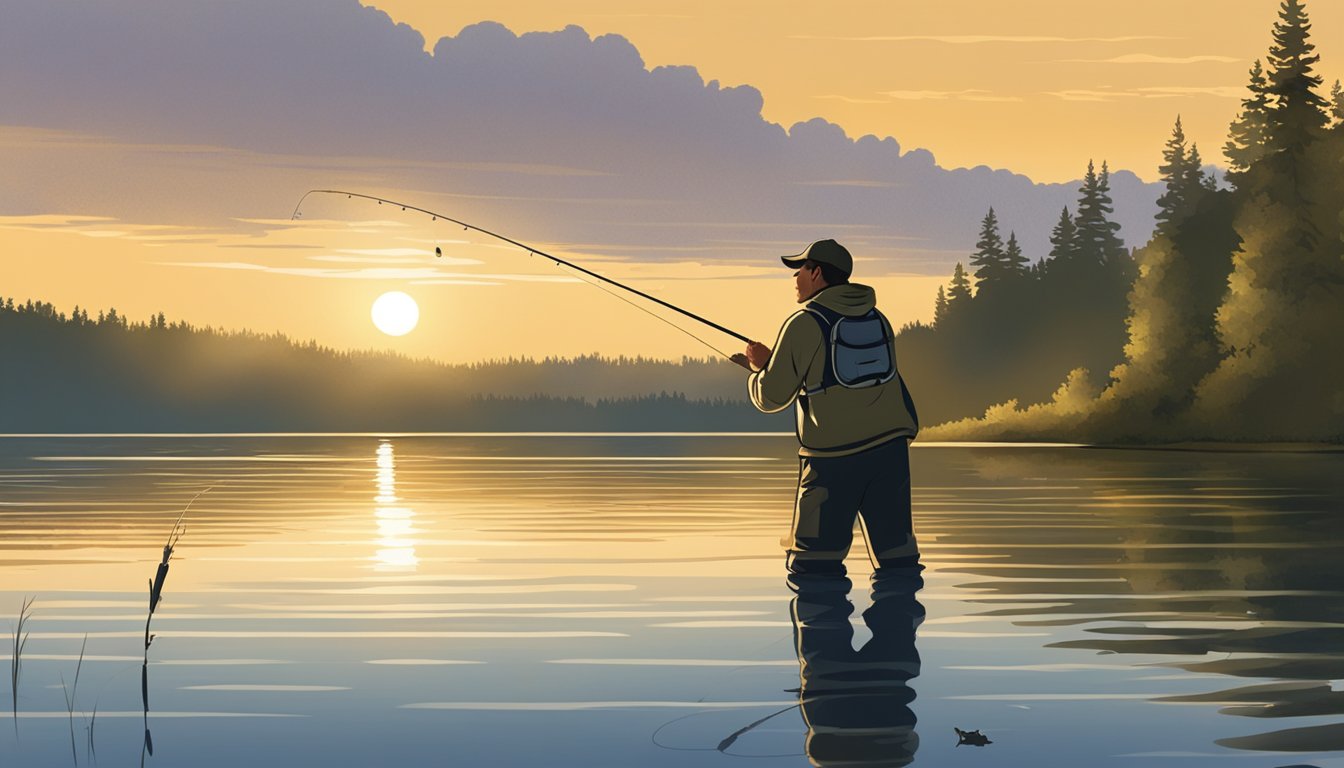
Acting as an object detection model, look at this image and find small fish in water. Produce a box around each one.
[955,727,992,746]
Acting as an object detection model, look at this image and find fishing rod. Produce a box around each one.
[290,190,756,361]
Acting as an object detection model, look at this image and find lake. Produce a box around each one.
[1,434,1343,767]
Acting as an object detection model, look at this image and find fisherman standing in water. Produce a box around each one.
[734,240,920,577]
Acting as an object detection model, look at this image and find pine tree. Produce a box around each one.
[1003,231,1028,275]
[1075,160,1126,267]
[1185,143,1206,195]
[1095,163,1128,266]
[933,285,948,327]
[1156,116,1190,231]
[1224,60,1271,181]
[948,262,973,305]
[1330,79,1344,127]
[1073,161,1103,265]
[1192,0,1343,438]
[969,208,1005,286]
[1159,121,1212,233]
[1046,206,1079,270]
[1264,0,1327,161]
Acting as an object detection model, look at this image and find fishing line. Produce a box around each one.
[650,705,802,759]
[558,262,733,359]
[648,624,806,757]
[290,189,755,362]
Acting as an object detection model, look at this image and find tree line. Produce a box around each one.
[923,0,1344,442]
[894,158,1139,426]
[0,298,784,432]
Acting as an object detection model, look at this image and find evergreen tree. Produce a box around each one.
[969,208,1006,286]
[1263,0,1327,162]
[1193,0,1344,439]
[1156,116,1190,231]
[1158,120,1212,233]
[1073,161,1103,265]
[1224,60,1271,181]
[1185,143,1207,194]
[933,285,948,327]
[1095,163,1127,266]
[1045,207,1079,270]
[1075,160,1126,267]
[947,262,973,305]
[1330,79,1344,127]
[1003,231,1028,275]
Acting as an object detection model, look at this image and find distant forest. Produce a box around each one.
[6,0,1341,440]
[0,303,781,432]
[912,0,1344,443]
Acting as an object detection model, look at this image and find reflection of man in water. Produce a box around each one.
[737,240,919,577]
[790,566,924,767]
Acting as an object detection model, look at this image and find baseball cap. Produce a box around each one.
[781,239,853,277]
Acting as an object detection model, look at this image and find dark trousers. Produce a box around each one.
[786,437,917,575]
[789,569,924,766]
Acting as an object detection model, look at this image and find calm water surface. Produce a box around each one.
[1,435,1342,767]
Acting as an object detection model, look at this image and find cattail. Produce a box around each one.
[144,489,204,650]
[142,488,207,764]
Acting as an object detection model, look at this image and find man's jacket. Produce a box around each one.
[748,283,918,457]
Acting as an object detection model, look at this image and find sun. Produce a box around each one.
[371,291,419,336]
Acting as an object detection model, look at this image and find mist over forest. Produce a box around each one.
[0,303,778,432]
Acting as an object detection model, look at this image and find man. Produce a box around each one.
[735,239,919,577]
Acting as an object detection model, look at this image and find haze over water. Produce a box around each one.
[2,435,1342,767]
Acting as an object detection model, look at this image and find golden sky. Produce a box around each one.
[3,0,1340,364]
[370,0,1344,182]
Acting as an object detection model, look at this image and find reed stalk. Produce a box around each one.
[10,595,34,738]
[141,488,208,766]
[61,634,87,765]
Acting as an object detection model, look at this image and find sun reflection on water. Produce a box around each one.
[374,440,419,571]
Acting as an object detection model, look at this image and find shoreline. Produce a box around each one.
[0,432,1340,452]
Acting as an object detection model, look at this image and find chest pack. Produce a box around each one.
[801,303,897,396]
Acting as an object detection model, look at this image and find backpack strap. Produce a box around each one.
[799,304,920,430]
[801,302,842,396]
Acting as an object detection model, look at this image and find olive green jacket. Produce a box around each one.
[748,284,918,456]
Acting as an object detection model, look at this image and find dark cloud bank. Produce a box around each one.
[0,0,1161,272]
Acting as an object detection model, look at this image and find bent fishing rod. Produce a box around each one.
[291,189,756,361]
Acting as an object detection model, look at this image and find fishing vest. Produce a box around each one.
[801,303,897,396]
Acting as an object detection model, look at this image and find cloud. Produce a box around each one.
[163,260,580,283]
[1060,54,1240,64]
[794,35,1176,44]
[1044,85,1244,102]
[1044,89,1127,102]
[307,247,483,265]
[1136,86,1245,99]
[813,94,892,105]
[1,0,1161,275]
[309,254,480,265]
[879,89,1024,103]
